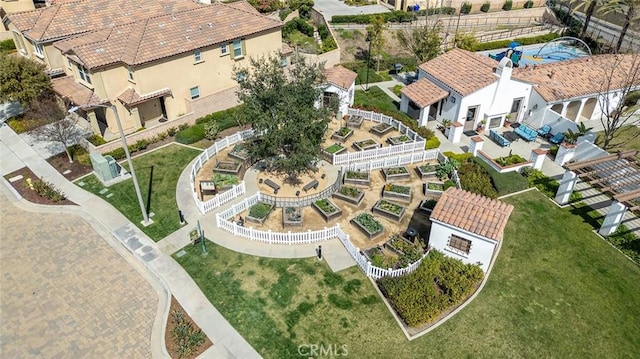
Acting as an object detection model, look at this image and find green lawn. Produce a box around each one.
[353,86,414,124]
[596,125,640,153]
[77,144,201,241]
[175,190,640,358]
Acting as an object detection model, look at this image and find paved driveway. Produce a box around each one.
[0,195,159,357]
[313,0,390,20]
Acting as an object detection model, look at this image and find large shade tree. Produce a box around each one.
[0,54,51,108]
[395,23,443,63]
[233,54,336,180]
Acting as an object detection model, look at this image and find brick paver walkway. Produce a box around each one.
[0,195,158,358]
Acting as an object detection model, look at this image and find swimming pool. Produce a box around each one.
[484,41,591,67]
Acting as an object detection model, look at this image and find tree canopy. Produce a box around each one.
[0,54,51,108]
[395,24,443,63]
[234,54,336,179]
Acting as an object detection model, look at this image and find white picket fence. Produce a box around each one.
[190,130,254,214]
[343,150,439,172]
[332,108,426,166]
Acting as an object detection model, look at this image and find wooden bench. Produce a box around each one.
[303,179,319,192]
[264,179,280,194]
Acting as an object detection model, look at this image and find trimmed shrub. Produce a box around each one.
[195,105,242,130]
[524,0,534,8]
[175,124,205,144]
[472,33,560,51]
[87,134,107,146]
[318,24,330,40]
[460,2,472,14]
[458,161,498,198]
[132,139,149,152]
[442,151,473,164]
[283,18,314,38]
[167,127,178,137]
[502,0,512,11]
[471,157,528,196]
[105,147,126,160]
[279,8,292,21]
[0,39,17,53]
[425,136,441,149]
[480,2,490,12]
[28,177,66,202]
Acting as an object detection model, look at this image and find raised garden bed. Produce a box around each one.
[331,127,354,142]
[213,160,241,175]
[333,185,365,206]
[382,166,410,181]
[283,207,303,227]
[313,198,343,222]
[352,213,384,239]
[382,183,412,203]
[370,123,394,136]
[373,199,407,221]
[246,202,273,225]
[324,143,347,156]
[346,115,364,129]
[424,181,445,196]
[363,246,398,269]
[416,163,438,178]
[384,234,426,266]
[344,170,370,187]
[212,173,238,191]
[387,134,412,146]
[353,138,379,151]
[419,199,438,213]
[228,144,250,162]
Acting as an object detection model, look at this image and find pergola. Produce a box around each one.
[559,150,640,236]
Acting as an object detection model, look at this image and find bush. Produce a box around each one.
[175,124,205,144]
[425,136,441,149]
[167,127,178,137]
[472,33,560,51]
[105,147,126,160]
[318,24,329,40]
[27,177,66,202]
[204,121,220,141]
[442,151,473,164]
[502,0,512,10]
[460,2,472,14]
[132,139,149,152]
[458,161,498,198]
[86,134,107,146]
[0,39,17,53]
[480,2,490,12]
[524,0,534,8]
[378,250,483,326]
[321,36,338,53]
[471,158,528,196]
[178,123,189,131]
[521,168,558,198]
[195,105,242,130]
[279,8,292,21]
[283,18,314,38]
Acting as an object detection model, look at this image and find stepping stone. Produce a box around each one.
[8,175,23,182]
[149,212,155,218]
[99,188,108,194]
[176,250,187,258]
[77,181,85,186]
[63,170,72,175]
[106,193,114,198]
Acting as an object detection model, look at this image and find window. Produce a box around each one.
[32,41,44,58]
[280,57,287,67]
[127,67,134,82]
[448,235,472,254]
[13,32,26,54]
[67,57,72,69]
[194,50,202,62]
[76,63,92,84]
[510,98,523,113]
[233,39,243,58]
[220,44,228,55]
[190,86,200,100]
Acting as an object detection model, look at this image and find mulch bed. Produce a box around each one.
[3,167,76,206]
[165,296,213,359]
[47,152,93,181]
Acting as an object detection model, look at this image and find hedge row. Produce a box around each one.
[331,8,454,24]
[472,33,561,51]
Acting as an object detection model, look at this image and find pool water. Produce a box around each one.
[487,42,590,67]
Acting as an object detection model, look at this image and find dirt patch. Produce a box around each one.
[334,29,413,63]
[3,167,76,206]
[47,152,93,181]
[165,296,213,359]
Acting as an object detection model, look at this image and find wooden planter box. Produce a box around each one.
[416,164,438,178]
[332,186,365,206]
[344,171,370,187]
[419,199,438,213]
[373,199,406,221]
[283,207,303,227]
[353,138,379,151]
[370,123,393,136]
[213,160,242,175]
[246,202,273,225]
[228,145,250,162]
[331,128,354,142]
[424,181,445,196]
[346,115,364,129]
[313,199,343,222]
[387,135,413,146]
[351,213,384,240]
[382,184,412,203]
[323,143,347,156]
[382,167,410,181]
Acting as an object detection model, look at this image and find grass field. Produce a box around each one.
[176,190,640,358]
[596,125,640,153]
[77,144,201,241]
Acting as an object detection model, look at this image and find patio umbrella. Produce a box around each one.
[508,41,521,48]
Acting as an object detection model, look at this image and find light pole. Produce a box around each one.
[69,104,151,225]
[365,35,372,92]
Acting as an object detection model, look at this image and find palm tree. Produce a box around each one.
[573,0,603,37]
[599,0,640,53]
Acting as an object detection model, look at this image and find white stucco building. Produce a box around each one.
[321,65,357,117]
[428,187,514,272]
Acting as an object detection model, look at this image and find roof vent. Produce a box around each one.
[160,41,167,46]
[95,48,105,53]
[230,23,237,28]
[185,36,190,41]
[207,23,213,28]
[158,23,165,28]
[172,13,177,20]
[198,25,202,31]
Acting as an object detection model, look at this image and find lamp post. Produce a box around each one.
[69,104,151,225]
[365,34,372,92]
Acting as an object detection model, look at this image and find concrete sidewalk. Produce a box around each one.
[0,124,259,359]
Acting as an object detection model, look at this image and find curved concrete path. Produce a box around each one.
[0,124,259,358]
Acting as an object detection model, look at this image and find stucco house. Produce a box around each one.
[0,0,35,40]
[401,48,639,137]
[321,65,357,116]
[3,0,284,138]
[429,187,514,272]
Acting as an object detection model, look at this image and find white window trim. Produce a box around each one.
[190,86,200,100]
[127,67,135,83]
[446,234,472,258]
[32,41,44,59]
[232,39,243,59]
[76,63,92,86]
[194,50,203,63]
[220,43,228,56]
[13,32,27,55]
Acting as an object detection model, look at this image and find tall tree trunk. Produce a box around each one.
[581,1,597,38]
[615,20,630,53]
[64,147,74,163]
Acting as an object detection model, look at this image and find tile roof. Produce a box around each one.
[51,75,106,106]
[117,88,172,106]
[430,187,514,241]
[7,0,201,42]
[282,42,294,55]
[513,54,640,102]
[54,3,282,69]
[324,65,357,90]
[419,48,499,96]
[401,78,449,108]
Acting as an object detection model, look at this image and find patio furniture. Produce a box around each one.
[303,179,319,192]
[549,132,565,145]
[489,129,511,147]
[264,179,280,193]
[503,131,519,142]
[537,125,551,137]
[514,124,537,142]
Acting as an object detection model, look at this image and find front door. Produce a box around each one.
[464,105,479,132]
[510,98,523,121]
